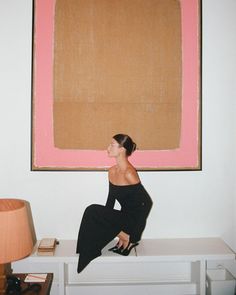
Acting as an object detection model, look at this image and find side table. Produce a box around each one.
[11,273,53,295]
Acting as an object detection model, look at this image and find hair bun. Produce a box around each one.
[132,142,137,153]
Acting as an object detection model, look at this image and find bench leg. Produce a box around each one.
[199,259,206,295]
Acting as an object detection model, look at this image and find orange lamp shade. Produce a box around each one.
[0,199,34,264]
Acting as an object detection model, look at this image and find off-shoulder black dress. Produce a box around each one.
[76,182,153,273]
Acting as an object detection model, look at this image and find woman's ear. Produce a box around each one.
[119,146,126,156]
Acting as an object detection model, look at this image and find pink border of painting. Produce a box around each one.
[33,0,200,169]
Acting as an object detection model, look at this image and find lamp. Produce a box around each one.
[0,199,36,294]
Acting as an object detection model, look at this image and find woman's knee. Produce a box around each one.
[84,204,103,215]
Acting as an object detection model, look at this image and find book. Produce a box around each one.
[38,238,56,250]
[37,238,57,256]
[24,273,47,283]
[37,249,55,256]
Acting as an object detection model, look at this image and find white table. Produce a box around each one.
[13,238,235,295]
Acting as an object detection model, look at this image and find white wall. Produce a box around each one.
[0,0,236,250]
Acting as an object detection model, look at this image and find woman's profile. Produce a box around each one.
[76,134,153,273]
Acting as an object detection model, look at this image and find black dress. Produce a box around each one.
[76,182,153,273]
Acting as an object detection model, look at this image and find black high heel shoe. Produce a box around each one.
[112,242,139,256]
[108,242,120,251]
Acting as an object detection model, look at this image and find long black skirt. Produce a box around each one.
[76,204,135,273]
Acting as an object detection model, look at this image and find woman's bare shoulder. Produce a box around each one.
[108,165,116,172]
[125,166,140,184]
[108,165,116,177]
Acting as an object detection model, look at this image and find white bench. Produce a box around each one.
[13,238,235,295]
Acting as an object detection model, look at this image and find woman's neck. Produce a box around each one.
[115,154,129,171]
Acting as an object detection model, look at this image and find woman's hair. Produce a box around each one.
[113,134,137,156]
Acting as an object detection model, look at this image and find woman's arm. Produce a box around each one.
[106,168,115,208]
[105,190,115,208]
[130,187,153,243]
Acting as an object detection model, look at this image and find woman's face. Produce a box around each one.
[107,138,121,158]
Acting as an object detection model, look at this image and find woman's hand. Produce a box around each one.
[117,231,130,249]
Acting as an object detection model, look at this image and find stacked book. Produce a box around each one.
[37,238,57,256]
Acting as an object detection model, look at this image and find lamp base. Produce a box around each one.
[0,264,12,295]
[0,264,6,295]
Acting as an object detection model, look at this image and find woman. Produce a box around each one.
[76,134,153,273]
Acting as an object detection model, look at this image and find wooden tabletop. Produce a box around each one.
[11,273,53,295]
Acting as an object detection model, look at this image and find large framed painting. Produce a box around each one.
[31,0,201,171]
